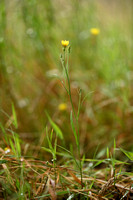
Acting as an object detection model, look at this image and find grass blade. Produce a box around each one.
[45,111,63,140]
[12,103,18,129]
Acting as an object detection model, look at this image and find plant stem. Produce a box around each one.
[62,47,83,187]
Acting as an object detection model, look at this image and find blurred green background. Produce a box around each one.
[0,0,133,158]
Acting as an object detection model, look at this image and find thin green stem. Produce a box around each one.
[63,48,67,84]
[64,62,76,119]
[62,47,83,187]
[77,89,82,121]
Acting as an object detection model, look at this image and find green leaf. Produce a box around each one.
[0,160,7,164]
[70,111,78,146]
[15,134,21,157]
[0,123,8,144]
[106,147,109,159]
[12,103,18,129]
[54,138,57,154]
[41,147,52,154]
[93,160,105,168]
[89,177,95,189]
[10,130,21,157]
[45,111,63,140]
[50,129,53,142]
[113,139,116,157]
[120,148,133,161]
[46,127,53,151]
[56,151,72,158]
[9,138,16,156]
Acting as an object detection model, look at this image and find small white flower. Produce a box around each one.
[4,148,10,154]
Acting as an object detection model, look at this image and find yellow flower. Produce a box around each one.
[90,28,100,35]
[58,103,67,111]
[61,40,69,47]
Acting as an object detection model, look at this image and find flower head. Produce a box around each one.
[58,103,67,111]
[90,28,100,35]
[61,40,69,47]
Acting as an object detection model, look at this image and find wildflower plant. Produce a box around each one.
[60,40,83,186]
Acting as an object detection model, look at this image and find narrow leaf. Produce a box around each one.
[45,112,63,140]
[12,103,18,129]
[46,127,53,151]
[107,147,109,159]
[120,148,133,161]
[0,123,8,144]
[9,139,16,156]
[0,160,7,164]
[41,147,52,153]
